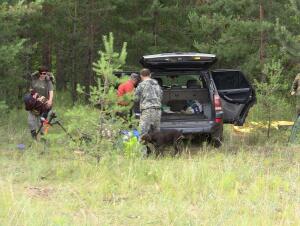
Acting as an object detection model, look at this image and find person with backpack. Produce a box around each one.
[27,66,54,139]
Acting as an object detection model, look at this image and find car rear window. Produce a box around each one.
[152,73,206,89]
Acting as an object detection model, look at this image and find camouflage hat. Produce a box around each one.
[131,73,140,81]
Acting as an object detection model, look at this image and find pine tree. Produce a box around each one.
[254,60,288,138]
[0,1,40,106]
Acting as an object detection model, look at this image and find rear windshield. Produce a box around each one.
[152,72,207,89]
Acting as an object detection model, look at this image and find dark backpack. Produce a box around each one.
[23,92,50,116]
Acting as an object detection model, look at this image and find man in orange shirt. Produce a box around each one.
[117,73,140,105]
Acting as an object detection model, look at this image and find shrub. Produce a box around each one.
[254,60,290,138]
[67,33,139,161]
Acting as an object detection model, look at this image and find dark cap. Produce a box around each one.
[130,73,140,81]
[38,66,48,73]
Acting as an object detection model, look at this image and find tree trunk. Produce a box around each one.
[56,45,66,91]
[259,2,266,64]
[42,40,51,69]
[41,2,52,69]
[267,107,271,138]
[85,0,95,102]
[71,0,78,104]
[153,11,158,48]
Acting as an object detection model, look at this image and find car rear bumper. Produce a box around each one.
[160,120,222,135]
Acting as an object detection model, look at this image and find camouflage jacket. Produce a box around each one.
[135,78,162,111]
[292,74,300,96]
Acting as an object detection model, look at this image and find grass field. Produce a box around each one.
[0,110,300,225]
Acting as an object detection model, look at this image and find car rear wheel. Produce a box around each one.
[209,126,223,148]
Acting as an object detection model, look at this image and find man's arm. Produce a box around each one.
[134,84,142,102]
[47,90,54,107]
[159,85,163,100]
[46,81,54,107]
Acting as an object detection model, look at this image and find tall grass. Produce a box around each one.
[0,146,299,225]
[0,104,299,225]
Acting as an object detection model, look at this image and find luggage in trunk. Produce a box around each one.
[161,88,212,121]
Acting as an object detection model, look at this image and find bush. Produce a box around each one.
[0,101,8,113]
[254,60,291,138]
[65,33,139,161]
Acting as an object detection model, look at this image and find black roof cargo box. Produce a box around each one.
[140,52,217,71]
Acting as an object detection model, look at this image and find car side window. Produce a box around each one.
[212,71,249,90]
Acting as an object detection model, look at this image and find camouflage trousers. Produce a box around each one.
[296,96,300,115]
[28,111,41,132]
[28,110,51,133]
[289,115,300,144]
[140,108,161,135]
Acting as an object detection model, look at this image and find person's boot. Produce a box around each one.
[31,130,37,140]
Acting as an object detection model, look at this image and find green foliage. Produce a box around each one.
[188,3,273,79]
[0,104,299,224]
[1,0,299,145]
[257,60,286,94]
[254,60,288,137]
[77,32,135,122]
[123,137,143,159]
[63,105,116,161]
[2,1,300,222]
[0,1,40,106]
[0,101,8,112]
[89,33,135,118]
[92,32,127,86]
[275,1,300,60]
[74,33,139,160]
[85,32,128,110]
[2,0,300,109]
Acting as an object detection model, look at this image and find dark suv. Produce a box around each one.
[124,53,256,146]
[116,53,256,146]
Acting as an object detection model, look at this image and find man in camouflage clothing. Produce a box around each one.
[290,73,300,143]
[135,68,162,135]
[291,73,300,115]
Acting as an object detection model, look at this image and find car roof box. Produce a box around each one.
[140,52,217,71]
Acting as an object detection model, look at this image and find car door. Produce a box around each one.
[211,70,256,126]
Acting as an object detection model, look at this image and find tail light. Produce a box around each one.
[215,117,222,123]
[214,94,223,123]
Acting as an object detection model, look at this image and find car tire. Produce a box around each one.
[209,126,223,148]
[210,137,222,148]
